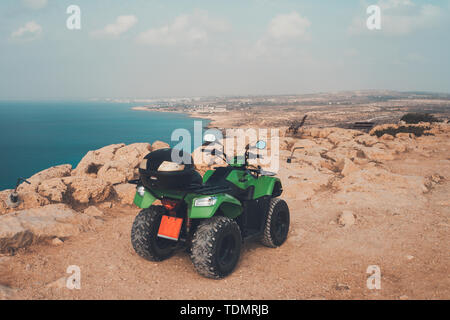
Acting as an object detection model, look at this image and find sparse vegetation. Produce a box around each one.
[401,113,440,124]
[372,125,432,138]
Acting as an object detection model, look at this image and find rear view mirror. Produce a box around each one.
[255,140,266,150]
[204,134,216,143]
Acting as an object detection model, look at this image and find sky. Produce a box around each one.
[0,0,449,100]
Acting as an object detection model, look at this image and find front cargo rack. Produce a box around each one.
[128,179,232,195]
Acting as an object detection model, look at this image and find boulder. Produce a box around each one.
[380,133,394,141]
[17,164,72,193]
[51,237,64,246]
[95,143,151,184]
[72,144,125,176]
[37,178,67,202]
[355,135,378,147]
[396,132,415,139]
[0,189,50,215]
[0,204,99,253]
[62,176,112,204]
[341,159,359,177]
[96,161,131,185]
[362,145,396,162]
[151,141,170,151]
[113,183,137,205]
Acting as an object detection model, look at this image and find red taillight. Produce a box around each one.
[161,199,179,211]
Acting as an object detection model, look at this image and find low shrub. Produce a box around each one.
[372,125,432,138]
[400,113,440,124]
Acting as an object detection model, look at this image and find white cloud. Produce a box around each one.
[267,12,311,40]
[136,10,229,46]
[91,15,138,38]
[11,21,42,41]
[349,0,443,36]
[22,0,48,10]
[248,11,311,60]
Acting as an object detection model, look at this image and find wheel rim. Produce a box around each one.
[217,234,237,268]
[272,210,289,244]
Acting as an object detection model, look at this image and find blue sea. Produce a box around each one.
[0,101,208,190]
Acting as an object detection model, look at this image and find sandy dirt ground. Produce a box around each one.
[1,146,448,300]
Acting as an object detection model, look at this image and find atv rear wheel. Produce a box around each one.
[260,198,290,248]
[131,206,176,261]
[190,216,242,279]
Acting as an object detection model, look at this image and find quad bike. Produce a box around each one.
[129,135,290,279]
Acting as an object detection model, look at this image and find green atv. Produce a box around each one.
[129,135,290,279]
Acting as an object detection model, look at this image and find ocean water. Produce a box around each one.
[0,101,208,190]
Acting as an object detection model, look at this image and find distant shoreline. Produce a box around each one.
[131,106,217,129]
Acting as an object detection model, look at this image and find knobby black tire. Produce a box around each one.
[131,206,176,261]
[190,216,242,279]
[261,198,290,248]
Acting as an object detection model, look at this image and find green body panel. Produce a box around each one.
[134,167,280,217]
[133,190,157,208]
[202,170,214,183]
[252,175,281,199]
[188,193,242,219]
[133,187,242,219]
[225,169,281,199]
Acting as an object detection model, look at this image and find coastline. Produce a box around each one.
[131,106,223,129]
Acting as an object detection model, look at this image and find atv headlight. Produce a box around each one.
[194,196,217,207]
[158,161,185,172]
[137,186,145,197]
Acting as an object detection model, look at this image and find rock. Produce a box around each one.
[114,143,151,163]
[429,174,444,184]
[151,141,170,151]
[341,159,359,177]
[96,161,130,184]
[0,284,16,299]
[363,146,396,162]
[62,176,112,204]
[396,132,415,139]
[113,183,136,205]
[335,283,350,291]
[338,211,356,227]
[72,144,125,176]
[380,133,394,141]
[406,255,414,260]
[17,164,72,193]
[99,202,112,209]
[355,135,378,147]
[46,277,67,289]
[0,190,51,215]
[37,178,67,202]
[83,206,103,217]
[97,143,151,184]
[73,143,150,184]
[0,204,98,253]
[51,237,64,246]
[399,295,409,300]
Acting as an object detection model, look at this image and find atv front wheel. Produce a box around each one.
[131,206,176,261]
[260,198,290,248]
[190,216,242,279]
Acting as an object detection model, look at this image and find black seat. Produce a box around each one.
[204,167,253,200]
